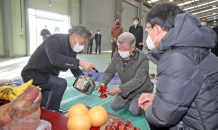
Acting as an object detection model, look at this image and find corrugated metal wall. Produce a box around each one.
[86,0,116,52]
[84,0,149,52]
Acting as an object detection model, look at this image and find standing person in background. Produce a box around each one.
[129,17,144,51]
[87,29,94,54]
[68,24,74,33]
[110,18,123,59]
[200,17,211,29]
[40,25,51,41]
[95,30,102,54]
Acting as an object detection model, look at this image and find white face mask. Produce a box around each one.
[118,51,130,59]
[146,27,159,50]
[72,37,84,52]
[97,32,100,34]
[134,21,138,25]
[201,22,207,26]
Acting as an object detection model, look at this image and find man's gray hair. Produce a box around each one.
[69,24,91,39]
[117,32,136,48]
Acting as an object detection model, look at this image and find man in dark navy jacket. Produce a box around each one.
[129,17,144,51]
[95,30,102,54]
[21,25,97,113]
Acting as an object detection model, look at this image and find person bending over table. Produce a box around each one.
[21,25,97,113]
[98,32,153,116]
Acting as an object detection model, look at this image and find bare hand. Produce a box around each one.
[139,42,142,45]
[79,60,97,72]
[113,38,117,42]
[138,93,155,108]
[97,83,105,92]
[141,101,152,111]
[46,34,50,37]
[104,87,121,96]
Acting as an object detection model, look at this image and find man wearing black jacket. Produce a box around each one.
[129,17,144,51]
[40,25,51,41]
[21,25,97,113]
[95,30,102,54]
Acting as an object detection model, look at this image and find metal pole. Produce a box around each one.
[69,0,72,26]
[139,0,145,25]
[6,0,14,57]
[115,0,122,21]
[24,0,30,56]
[1,0,7,57]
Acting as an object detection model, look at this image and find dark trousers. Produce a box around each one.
[39,75,67,110]
[95,42,101,54]
[111,42,118,59]
[87,42,93,54]
[111,94,143,116]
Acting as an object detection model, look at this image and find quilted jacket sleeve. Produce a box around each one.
[145,51,204,127]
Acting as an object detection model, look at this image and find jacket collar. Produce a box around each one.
[65,34,77,55]
[66,34,72,50]
[116,49,139,70]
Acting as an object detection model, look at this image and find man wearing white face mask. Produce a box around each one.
[200,17,211,29]
[98,32,153,116]
[21,25,97,113]
[129,17,144,51]
[138,3,218,130]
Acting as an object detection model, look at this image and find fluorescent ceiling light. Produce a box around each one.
[147,0,159,3]
[199,13,217,18]
[192,7,218,15]
[183,0,217,10]
[178,0,199,6]
[149,0,159,3]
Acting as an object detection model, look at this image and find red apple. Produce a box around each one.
[125,126,130,130]
[118,124,125,130]
[118,120,124,125]
[105,125,111,130]
[129,126,135,130]
[111,124,118,130]
[125,119,132,127]
[112,121,118,125]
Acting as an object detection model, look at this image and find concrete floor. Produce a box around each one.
[0,52,157,80]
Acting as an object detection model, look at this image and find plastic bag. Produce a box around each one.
[36,120,52,130]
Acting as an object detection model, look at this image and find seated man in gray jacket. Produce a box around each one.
[98,32,153,116]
